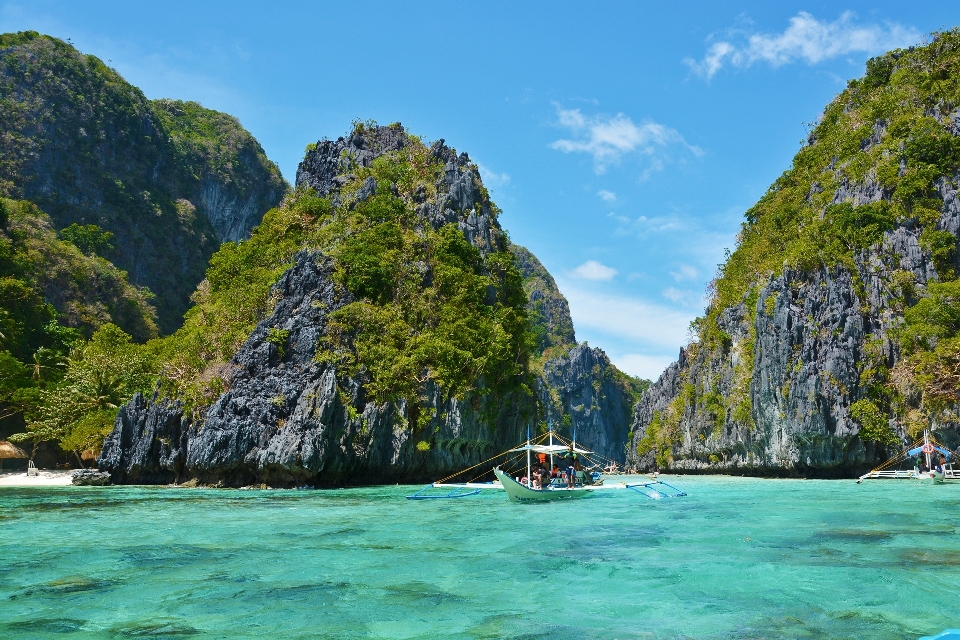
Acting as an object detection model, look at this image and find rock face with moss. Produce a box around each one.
[100,124,534,486]
[537,344,645,464]
[510,245,576,352]
[509,244,646,463]
[0,32,287,332]
[627,33,960,476]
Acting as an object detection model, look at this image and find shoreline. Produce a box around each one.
[0,470,74,486]
[0,472,869,490]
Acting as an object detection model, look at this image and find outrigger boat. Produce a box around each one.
[407,423,686,502]
[857,430,960,484]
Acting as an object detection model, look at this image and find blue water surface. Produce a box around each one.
[0,475,957,639]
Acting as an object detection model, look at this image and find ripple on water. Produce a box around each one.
[110,621,200,637]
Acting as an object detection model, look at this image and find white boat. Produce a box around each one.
[493,467,591,501]
[857,430,957,484]
[407,424,687,502]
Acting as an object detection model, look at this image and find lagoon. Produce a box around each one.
[1,475,957,639]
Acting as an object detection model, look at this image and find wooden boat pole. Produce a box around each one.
[925,429,932,471]
[526,425,532,487]
[549,419,554,477]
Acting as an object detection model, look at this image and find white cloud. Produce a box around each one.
[610,353,679,381]
[609,212,686,237]
[570,260,618,281]
[597,189,617,201]
[686,12,922,78]
[477,163,511,188]
[670,264,699,282]
[661,286,706,308]
[550,104,702,173]
[558,282,694,351]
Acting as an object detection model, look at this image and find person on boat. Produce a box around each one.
[566,446,577,488]
[551,465,559,479]
[936,455,946,473]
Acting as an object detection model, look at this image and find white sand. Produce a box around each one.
[0,470,74,486]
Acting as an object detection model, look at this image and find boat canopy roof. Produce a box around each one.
[908,445,952,459]
[509,444,592,454]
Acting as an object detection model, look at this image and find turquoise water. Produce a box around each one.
[1,476,957,639]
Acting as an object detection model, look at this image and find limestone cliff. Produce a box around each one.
[627,34,960,476]
[99,122,650,484]
[101,251,528,486]
[509,244,646,463]
[100,124,531,486]
[0,32,287,332]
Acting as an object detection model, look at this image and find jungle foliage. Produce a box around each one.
[0,32,287,332]
[0,197,157,448]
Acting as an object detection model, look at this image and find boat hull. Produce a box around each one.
[919,470,945,484]
[493,468,591,502]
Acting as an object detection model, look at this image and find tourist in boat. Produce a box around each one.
[566,447,577,488]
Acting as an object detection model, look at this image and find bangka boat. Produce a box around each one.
[857,430,959,484]
[406,423,687,502]
[493,467,591,501]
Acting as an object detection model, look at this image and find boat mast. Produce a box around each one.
[925,429,932,471]
[526,425,532,487]
[549,419,554,474]
[573,427,577,485]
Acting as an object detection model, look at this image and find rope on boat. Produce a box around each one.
[863,435,960,476]
[550,433,623,472]
[868,436,925,473]
[431,431,552,485]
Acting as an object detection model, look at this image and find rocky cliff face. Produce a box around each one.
[510,244,644,464]
[0,32,287,332]
[100,250,529,486]
[297,126,501,254]
[538,345,638,463]
[152,99,288,244]
[624,189,955,477]
[626,37,960,476]
[626,261,891,476]
[100,124,533,486]
[99,122,652,484]
[510,245,576,351]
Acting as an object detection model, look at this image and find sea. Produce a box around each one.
[0,475,956,639]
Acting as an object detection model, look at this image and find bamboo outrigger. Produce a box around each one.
[406,422,686,502]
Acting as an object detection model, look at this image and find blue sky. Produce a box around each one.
[1,2,956,379]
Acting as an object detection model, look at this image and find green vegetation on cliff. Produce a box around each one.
[0,197,157,445]
[509,245,576,358]
[689,30,960,437]
[153,125,532,425]
[0,31,287,333]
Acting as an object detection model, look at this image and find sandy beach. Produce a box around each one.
[0,470,74,486]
